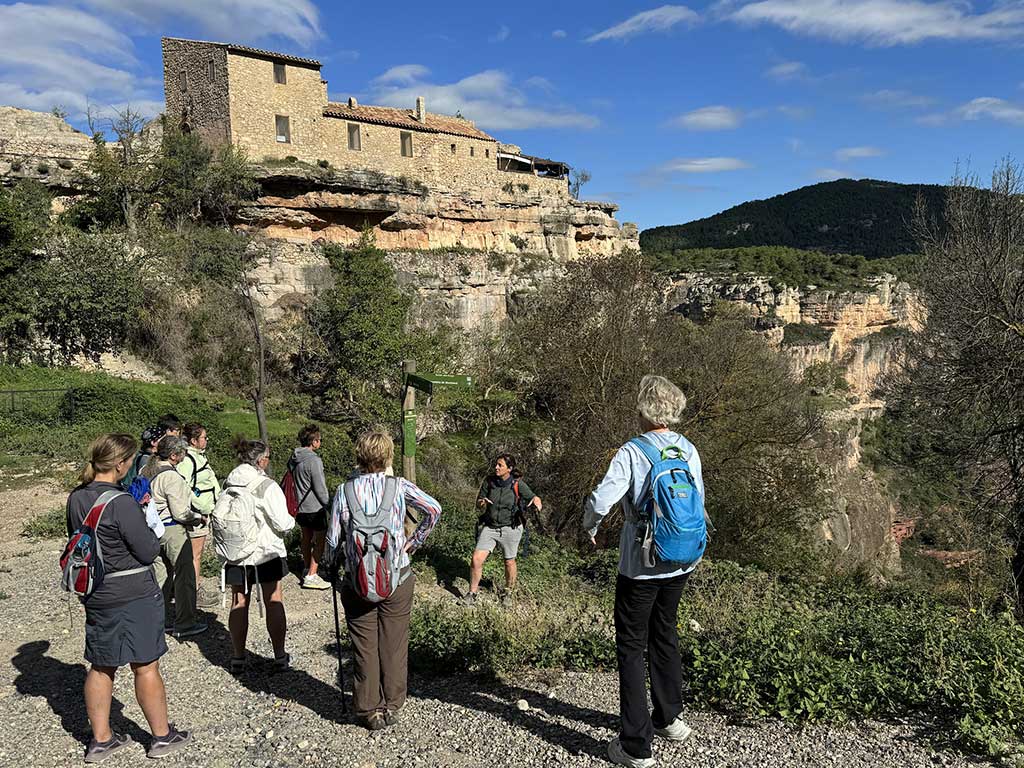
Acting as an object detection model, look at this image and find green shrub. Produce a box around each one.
[36,163,49,174]
[782,322,832,346]
[22,507,66,539]
[57,159,74,170]
[9,160,22,172]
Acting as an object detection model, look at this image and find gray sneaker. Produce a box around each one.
[654,714,693,742]
[147,725,192,759]
[608,737,655,768]
[301,573,330,590]
[462,592,478,607]
[196,587,219,609]
[172,623,208,639]
[84,732,131,763]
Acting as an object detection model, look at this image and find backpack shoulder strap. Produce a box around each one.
[512,480,520,502]
[343,479,359,519]
[629,436,663,467]
[185,452,200,488]
[377,476,399,515]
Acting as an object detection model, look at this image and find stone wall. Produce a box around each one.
[162,39,231,145]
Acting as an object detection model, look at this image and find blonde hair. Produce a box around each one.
[637,375,687,427]
[80,433,137,485]
[356,428,394,473]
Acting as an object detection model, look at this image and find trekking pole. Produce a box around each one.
[332,579,348,713]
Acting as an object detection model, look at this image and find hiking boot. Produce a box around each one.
[84,732,131,763]
[361,712,386,731]
[654,714,693,742]
[172,623,208,639]
[384,709,399,727]
[608,738,655,768]
[301,573,330,590]
[462,592,478,607]
[273,653,291,671]
[147,724,192,759]
[196,586,219,609]
[229,656,246,675]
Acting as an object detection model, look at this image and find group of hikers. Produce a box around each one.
[61,374,704,768]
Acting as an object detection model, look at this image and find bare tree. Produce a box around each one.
[570,168,592,200]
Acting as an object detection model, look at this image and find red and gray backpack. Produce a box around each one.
[343,477,401,603]
[60,490,150,598]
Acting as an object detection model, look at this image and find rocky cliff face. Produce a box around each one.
[0,106,93,193]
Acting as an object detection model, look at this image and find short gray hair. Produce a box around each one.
[637,375,687,427]
[156,435,190,460]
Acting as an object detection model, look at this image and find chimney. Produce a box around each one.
[348,96,358,108]
[415,96,426,122]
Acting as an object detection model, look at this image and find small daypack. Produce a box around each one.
[281,458,312,518]
[210,477,273,565]
[630,437,708,569]
[60,490,149,598]
[127,474,152,506]
[183,452,215,501]
[343,477,401,603]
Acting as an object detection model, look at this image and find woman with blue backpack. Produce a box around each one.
[323,428,442,731]
[583,375,707,768]
[65,433,192,762]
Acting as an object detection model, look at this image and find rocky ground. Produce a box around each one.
[0,481,995,768]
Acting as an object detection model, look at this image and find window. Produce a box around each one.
[347,123,361,151]
[470,146,475,157]
[400,131,413,157]
[208,59,216,81]
[450,143,456,155]
[275,115,290,143]
[273,62,287,84]
[485,148,490,159]
[179,70,187,91]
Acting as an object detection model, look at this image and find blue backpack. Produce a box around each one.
[630,436,708,568]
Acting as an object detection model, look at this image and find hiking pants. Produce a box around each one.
[614,572,689,759]
[153,523,197,631]
[341,573,415,718]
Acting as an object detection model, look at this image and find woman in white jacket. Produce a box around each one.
[221,436,295,674]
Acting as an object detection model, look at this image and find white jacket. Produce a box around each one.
[222,462,294,566]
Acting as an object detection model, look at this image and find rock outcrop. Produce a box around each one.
[0,106,93,192]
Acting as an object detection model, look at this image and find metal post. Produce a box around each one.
[402,360,416,484]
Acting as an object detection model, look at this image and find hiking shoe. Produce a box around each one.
[301,573,330,590]
[196,587,219,609]
[273,653,291,671]
[462,592,478,607]
[654,714,693,742]
[362,712,386,731]
[147,725,192,759]
[608,738,655,768]
[172,623,208,639]
[84,732,131,763]
[384,709,399,727]
[229,656,246,675]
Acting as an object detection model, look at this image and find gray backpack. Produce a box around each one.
[343,477,400,603]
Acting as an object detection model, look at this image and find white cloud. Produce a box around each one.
[373,64,432,86]
[836,145,885,161]
[80,0,322,47]
[815,168,855,180]
[956,96,1024,124]
[916,112,950,126]
[764,61,807,81]
[787,137,805,153]
[660,157,751,173]
[670,105,742,130]
[776,104,811,119]
[489,25,511,43]
[552,29,568,38]
[862,89,935,109]
[725,0,1024,46]
[586,5,699,42]
[370,68,599,131]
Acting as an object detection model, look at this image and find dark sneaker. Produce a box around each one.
[172,623,208,639]
[362,712,386,731]
[272,653,291,671]
[230,656,246,675]
[84,732,131,763]
[384,709,399,727]
[147,725,192,759]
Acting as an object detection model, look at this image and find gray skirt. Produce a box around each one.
[84,592,168,668]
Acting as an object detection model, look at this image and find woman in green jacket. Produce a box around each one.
[177,423,221,604]
[464,453,542,605]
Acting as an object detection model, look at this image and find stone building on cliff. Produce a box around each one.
[161,37,572,201]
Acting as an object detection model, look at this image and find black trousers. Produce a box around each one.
[613,572,689,759]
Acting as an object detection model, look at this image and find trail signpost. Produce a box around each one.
[401,360,473,484]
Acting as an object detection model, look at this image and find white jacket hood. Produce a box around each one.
[221,462,294,567]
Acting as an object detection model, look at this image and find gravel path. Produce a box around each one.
[0,486,996,768]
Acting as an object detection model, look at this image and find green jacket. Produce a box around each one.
[176,446,221,515]
[477,476,536,528]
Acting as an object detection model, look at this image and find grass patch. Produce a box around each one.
[21,506,66,539]
[0,590,9,600]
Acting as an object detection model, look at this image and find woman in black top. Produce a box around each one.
[465,453,542,604]
[66,434,191,762]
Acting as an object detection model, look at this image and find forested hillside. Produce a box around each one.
[641,179,947,258]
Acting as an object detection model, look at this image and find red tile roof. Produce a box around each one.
[323,103,496,141]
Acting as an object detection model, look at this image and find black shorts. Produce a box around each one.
[296,509,327,531]
[224,557,288,590]
[85,591,167,668]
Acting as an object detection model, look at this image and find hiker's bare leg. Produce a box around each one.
[190,536,205,592]
[229,586,250,658]
[505,558,518,591]
[130,660,169,736]
[300,526,313,575]
[469,549,489,593]
[263,581,287,657]
[84,665,115,742]
[309,530,325,578]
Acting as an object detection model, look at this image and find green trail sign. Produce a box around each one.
[401,362,474,484]
[404,373,474,396]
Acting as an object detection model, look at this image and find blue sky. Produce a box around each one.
[1,1,1022,230]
